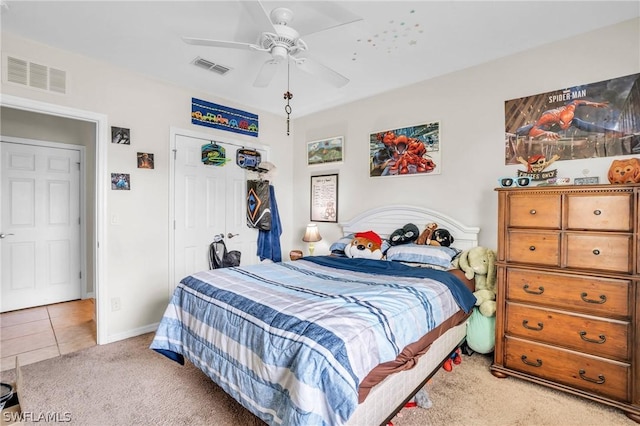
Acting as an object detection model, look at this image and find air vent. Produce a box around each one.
[192,57,231,75]
[5,56,67,94]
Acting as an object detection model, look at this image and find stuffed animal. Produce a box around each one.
[454,246,497,317]
[344,230,384,260]
[389,223,420,246]
[416,222,438,245]
[608,158,640,184]
[430,228,454,247]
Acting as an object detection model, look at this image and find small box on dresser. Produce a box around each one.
[491,183,640,423]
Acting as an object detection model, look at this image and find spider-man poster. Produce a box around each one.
[504,73,640,166]
[369,121,441,177]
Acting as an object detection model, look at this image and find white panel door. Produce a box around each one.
[174,135,260,285]
[1,141,81,312]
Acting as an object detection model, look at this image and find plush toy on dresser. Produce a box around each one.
[453,246,498,354]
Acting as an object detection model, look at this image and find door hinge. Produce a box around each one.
[173,149,177,160]
[79,271,82,279]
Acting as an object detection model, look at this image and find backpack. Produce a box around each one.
[209,235,241,269]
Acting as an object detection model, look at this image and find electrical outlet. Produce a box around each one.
[111,297,121,311]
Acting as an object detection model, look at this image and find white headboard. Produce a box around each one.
[341,205,480,251]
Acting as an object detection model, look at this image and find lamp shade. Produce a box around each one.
[302,224,322,243]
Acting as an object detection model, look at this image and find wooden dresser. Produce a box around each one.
[491,184,640,422]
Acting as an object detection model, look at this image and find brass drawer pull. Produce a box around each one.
[529,209,537,215]
[529,246,536,251]
[521,355,542,367]
[522,320,543,331]
[579,370,605,384]
[579,331,606,344]
[593,209,602,215]
[523,284,544,295]
[592,249,600,255]
[580,292,607,304]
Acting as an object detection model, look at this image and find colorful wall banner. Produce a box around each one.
[504,73,640,166]
[191,98,259,137]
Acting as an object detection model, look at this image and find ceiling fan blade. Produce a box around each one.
[295,57,349,88]
[253,59,280,88]
[182,37,259,51]
[242,1,277,34]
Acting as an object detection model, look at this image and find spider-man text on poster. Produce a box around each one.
[505,73,640,167]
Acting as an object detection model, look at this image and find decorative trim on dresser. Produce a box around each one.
[491,184,640,423]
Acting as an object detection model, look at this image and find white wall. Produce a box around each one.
[292,18,640,251]
[2,18,638,341]
[1,33,294,341]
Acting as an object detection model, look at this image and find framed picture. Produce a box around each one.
[310,174,338,223]
[111,173,130,190]
[137,152,154,169]
[307,136,344,166]
[111,126,130,144]
[369,121,441,177]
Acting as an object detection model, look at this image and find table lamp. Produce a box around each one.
[302,224,322,255]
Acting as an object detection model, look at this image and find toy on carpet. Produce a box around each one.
[344,230,384,260]
[442,348,462,372]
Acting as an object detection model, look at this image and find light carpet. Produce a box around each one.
[0,333,634,425]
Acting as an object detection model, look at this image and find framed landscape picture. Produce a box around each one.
[307,136,344,166]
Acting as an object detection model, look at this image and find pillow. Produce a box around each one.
[385,244,460,269]
[330,233,391,257]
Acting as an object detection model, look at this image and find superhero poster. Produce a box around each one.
[504,73,640,170]
[369,121,441,177]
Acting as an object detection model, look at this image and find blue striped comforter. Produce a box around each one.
[150,256,475,426]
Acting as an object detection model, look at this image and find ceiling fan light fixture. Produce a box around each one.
[271,45,288,62]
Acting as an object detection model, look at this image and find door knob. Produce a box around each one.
[227,233,239,239]
[0,233,15,239]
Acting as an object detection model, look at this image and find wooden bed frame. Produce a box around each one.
[341,205,480,425]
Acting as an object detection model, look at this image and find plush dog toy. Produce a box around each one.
[344,230,384,260]
[430,228,454,247]
[389,223,420,246]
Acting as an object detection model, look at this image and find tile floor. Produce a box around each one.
[0,299,96,371]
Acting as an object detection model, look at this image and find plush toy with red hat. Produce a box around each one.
[344,230,384,260]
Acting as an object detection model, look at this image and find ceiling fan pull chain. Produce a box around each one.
[284,59,293,135]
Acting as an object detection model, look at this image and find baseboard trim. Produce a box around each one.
[104,322,159,344]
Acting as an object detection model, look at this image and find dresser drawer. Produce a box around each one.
[565,233,632,273]
[505,303,630,361]
[566,193,633,231]
[505,337,630,402]
[507,231,560,266]
[505,268,631,317]
[508,195,561,229]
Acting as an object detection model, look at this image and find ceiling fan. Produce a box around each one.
[182,1,359,88]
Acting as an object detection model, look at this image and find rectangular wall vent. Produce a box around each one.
[192,57,231,76]
[6,56,67,94]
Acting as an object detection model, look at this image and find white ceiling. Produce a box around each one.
[2,1,639,117]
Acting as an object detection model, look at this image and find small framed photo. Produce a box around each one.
[574,176,600,185]
[307,136,343,166]
[111,126,130,144]
[111,173,131,190]
[137,152,154,169]
[310,174,338,222]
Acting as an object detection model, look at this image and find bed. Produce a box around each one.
[151,205,480,426]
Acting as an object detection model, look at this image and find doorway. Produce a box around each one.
[1,139,83,312]
[1,94,108,344]
[170,128,269,291]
